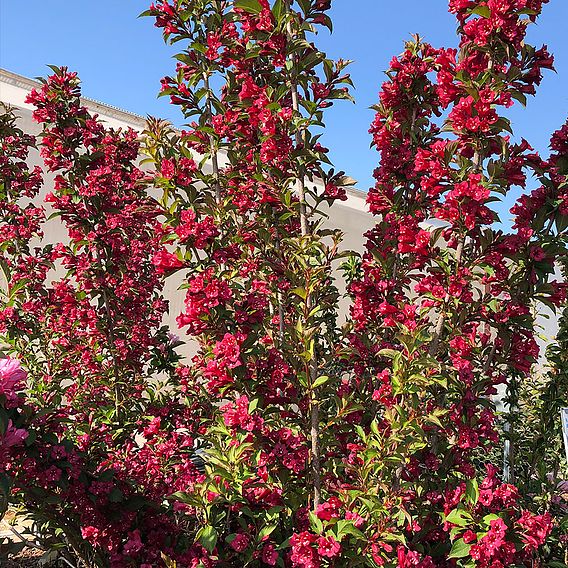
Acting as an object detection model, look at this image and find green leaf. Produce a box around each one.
[378,348,399,359]
[291,287,307,300]
[448,538,471,559]
[272,0,284,22]
[511,90,527,107]
[471,6,491,18]
[556,156,568,176]
[481,513,501,526]
[108,488,124,503]
[487,299,499,312]
[425,412,445,429]
[124,495,149,512]
[0,473,12,500]
[335,519,365,540]
[445,509,472,527]
[465,478,479,506]
[556,214,568,234]
[169,491,193,504]
[235,0,263,14]
[312,375,331,389]
[370,420,381,437]
[309,511,324,534]
[355,425,367,442]
[199,525,218,553]
[160,553,177,568]
[259,523,278,539]
[98,469,115,482]
[297,0,311,17]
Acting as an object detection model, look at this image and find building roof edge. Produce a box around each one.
[0,68,147,128]
[0,68,368,202]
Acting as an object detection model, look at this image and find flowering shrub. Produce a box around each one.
[0,91,208,565]
[337,1,568,565]
[509,176,568,562]
[0,0,567,567]
[336,5,568,568]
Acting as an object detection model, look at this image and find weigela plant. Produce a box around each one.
[1,1,567,567]
[335,1,568,567]
[503,124,568,565]
[143,0,355,565]
[1,84,210,565]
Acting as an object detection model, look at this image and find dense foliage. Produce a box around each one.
[0,0,567,567]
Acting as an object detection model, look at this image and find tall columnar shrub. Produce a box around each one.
[144,0,355,565]
[1,83,209,565]
[339,1,568,566]
[504,123,568,565]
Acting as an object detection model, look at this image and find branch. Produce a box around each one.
[203,73,222,206]
[285,0,321,509]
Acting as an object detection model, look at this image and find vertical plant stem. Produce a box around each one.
[428,238,464,356]
[204,73,222,206]
[275,237,286,345]
[96,244,122,417]
[428,147,479,357]
[102,286,122,416]
[309,396,322,508]
[285,0,321,509]
[285,9,309,238]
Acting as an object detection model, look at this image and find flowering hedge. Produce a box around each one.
[1,82,208,566]
[1,0,567,567]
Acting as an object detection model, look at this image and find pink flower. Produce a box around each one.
[81,526,101,546]
[221,395,263,431]
[0,358,26,405]
[323,182,347,201]
[123,529,143,556]
[290,531,319,568]
[462,530,477,544]
[262,544,278,565]
[230,532,249,552]
[0,358,26,383]
[315,496,342,521]
[2,420,28,448]
[517,511,552,550]
[213,333,243,368]
[160,158,175,179]
[482,518,507,553]
[345,510,365,528]
[317,535,341,558]
[152,249,184,274]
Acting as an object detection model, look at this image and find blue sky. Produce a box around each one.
[1,1,567,221]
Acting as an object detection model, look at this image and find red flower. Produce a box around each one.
[152,249,184,274]
[316,496,342,521]
[317,535,341,558]
[230,532,249,552]
[262,544,278,566]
